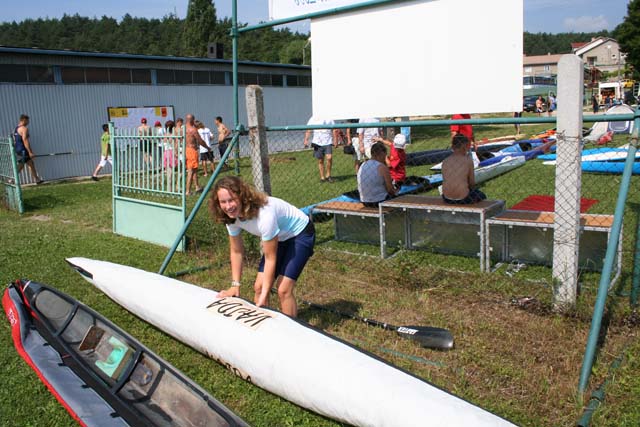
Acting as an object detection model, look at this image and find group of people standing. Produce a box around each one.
[91,114,232,195]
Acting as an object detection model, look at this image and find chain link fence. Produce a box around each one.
[226,116,640,290]
[0,135,24,213]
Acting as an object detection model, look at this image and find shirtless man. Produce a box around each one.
[14,114,43,184]
[215,116,232,167]
[441,134,486,205]
[185,114,210,195]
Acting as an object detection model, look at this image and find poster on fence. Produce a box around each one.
[107,106,174,129]
[300,0,523,119]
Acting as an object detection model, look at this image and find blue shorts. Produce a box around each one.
[258,222,315,281]
[16,149,31,164]
[313,144,332,159]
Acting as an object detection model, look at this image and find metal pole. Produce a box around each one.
[578,107,640,393]
[631,210,640,307]
[158,133,240,275]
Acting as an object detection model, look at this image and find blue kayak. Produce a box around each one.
[582,160,640,174]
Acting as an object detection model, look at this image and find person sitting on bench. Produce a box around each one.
[357,142,397,207]
[441,134,486,205]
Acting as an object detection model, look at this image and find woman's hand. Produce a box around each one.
[218,286,240,298]
[256,292,269,307]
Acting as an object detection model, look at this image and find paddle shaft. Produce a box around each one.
[302,300,400,332]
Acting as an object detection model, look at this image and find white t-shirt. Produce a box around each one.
[307,116,334,147]
[358,118,380,149]
[198,128,213,153]
[226,196,309,242]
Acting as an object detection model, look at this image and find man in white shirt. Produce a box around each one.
[303,116,338,183]
[196,120,214,176]
[358,117,381,160]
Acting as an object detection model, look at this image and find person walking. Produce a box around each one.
[304,116,338,182]
[210,176,315,317]
[91,124,112,181]
[14,114,44,184]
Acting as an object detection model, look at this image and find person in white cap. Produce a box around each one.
[373,133,406,190]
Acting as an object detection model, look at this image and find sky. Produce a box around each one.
[0,0,631,35]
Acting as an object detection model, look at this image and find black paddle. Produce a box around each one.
[301,299,454,350]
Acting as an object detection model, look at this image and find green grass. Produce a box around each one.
[1,115,639,426]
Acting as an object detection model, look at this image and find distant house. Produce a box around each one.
[572,37,625,75]
[523,53,563,77]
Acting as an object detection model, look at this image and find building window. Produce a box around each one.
[0,64,28,82]
[524,66,532,73]
[193,70,209,84]
[543,65,550,72]
[157,69,175,84]
[85,67,110,83]
[28,66,55,83]
[257,74,272,86]
[174,70,192,84]
[271,74,283,87]
[239,73,258,85]
[131,69,151,84]
[285,75,299,87]
[586,56,597,66]
[211,71,226,85]
[110,68,131,83]
[299,75,311,87]
[61,66,85,84]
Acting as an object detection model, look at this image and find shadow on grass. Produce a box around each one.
[298,298,362,331]
[23,194,63,211]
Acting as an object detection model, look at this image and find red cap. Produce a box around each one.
[154,120,162,127]
[140,117,147,124]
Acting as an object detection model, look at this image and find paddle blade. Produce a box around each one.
[396,326,454,350]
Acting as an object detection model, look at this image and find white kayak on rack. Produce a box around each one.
[67,257,517,427]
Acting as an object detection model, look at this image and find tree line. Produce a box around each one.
[0,11,309,64]
[0,10,621,65]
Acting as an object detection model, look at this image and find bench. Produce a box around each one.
[312,201,405,255]
[485,210,621,280]
[379,195,505,268]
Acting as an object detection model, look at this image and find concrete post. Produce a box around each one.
[552,55,584,311]
[245,85,271,195]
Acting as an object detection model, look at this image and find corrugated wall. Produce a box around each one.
[0,84,311,183]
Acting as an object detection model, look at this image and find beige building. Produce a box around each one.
[523,53,563,76]
[572,37,625,75]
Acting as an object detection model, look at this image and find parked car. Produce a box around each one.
[523,95,546,113]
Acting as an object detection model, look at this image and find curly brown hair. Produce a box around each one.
[209,176,268,224]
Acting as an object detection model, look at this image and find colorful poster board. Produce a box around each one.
[107,106,174,129]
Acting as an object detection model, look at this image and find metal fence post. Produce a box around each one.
[246,85,271,195]
[552,54,584,311]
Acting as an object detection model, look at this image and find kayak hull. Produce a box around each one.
[67,258,516,427]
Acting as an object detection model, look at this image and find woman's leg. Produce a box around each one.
[276,276,297,317]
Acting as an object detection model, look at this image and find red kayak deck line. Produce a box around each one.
[510,195,598,213]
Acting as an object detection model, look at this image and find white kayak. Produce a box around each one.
[543,146,638,165]
[67,257,517,427]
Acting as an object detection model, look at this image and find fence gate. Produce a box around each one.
[111,124,186,250]
[0,135,24,214]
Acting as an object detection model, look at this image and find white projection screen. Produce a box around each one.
[308,0,523,120]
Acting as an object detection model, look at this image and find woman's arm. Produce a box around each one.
[256,237,278,307]
[218,235,245,298]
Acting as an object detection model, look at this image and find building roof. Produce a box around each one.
[573,37,618,57]
[523,54,564,66]
[0,45,310,70]
[571,42,588,50]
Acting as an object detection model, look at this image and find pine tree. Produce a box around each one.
[614,0,640,77]
[183,0,217,57]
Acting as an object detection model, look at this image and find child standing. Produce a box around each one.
[441,134,486,204]
[91,124,112,181]
[373,133,406,189]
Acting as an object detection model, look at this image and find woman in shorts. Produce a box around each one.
[210,176,315,317]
